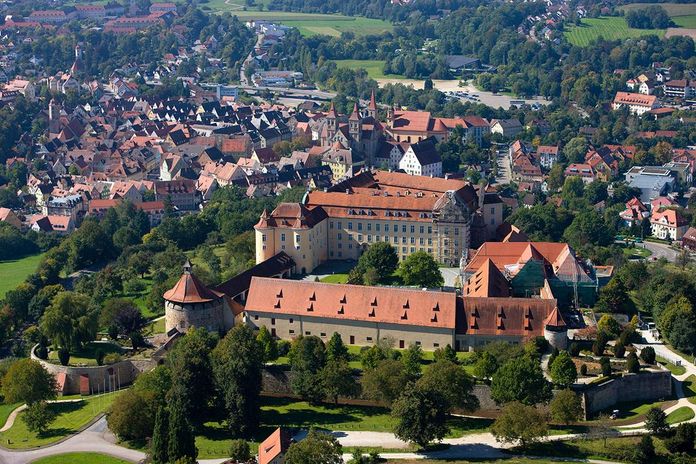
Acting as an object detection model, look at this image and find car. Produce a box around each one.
[610,410,620,420]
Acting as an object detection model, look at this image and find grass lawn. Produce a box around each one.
[332,60,404,79]
[29,453,131,464]
[520,435,668,462]
[47,342,123,367]
[0,402,20,428]
[0,392,120,449]
[619,3,696,17]
[623,246,651,259]
[683,375,696,404]
[284,17,393,37]
[674,15,696,29]
[656,355,686,375]
[143,317,166,336]
[386,460,587,464]
[667,406,694,424]
[565,17,665,46]
[0,253,45,299]
[320,273,349,284]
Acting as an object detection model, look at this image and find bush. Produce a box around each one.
[57,347,70,366]
[579,364,588,376]
[35,344,48,360]
[95,349,105,366]
[626,352,640,374]
[613,343,625,358]
[640,346,656,364]
[108,325,119,340]
[645,407,669,436]
[600,357,611,376]
[277,340,291,357]
[104,353,123,365]
[665,423,695,453]
[592,333,607,356]
[569,342,580,357]
[229,439,251,461]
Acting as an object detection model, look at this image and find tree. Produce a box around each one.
[632,435,656,464]
[289,336,327,404]
[563,136,588,164]
[491,401,548,448]
[645,407,669,436]
[561,176,585,202]
[665,423,695,453]
[40,291,97,350]
[361,359,408,405]
[101,299,145,348]
[22,401,55,435]
[491,356,552,405]
[167,328,217,425]
[167,393,198,463]
[212,325,264,437]
[397,251,444,288]
[401,344,423,381]
[597,315,621,338]
[626,352,640,374]
[640,346,655,364]
[320,359,360,404]
[151,405,169,464]
[326,332,349,363]
[596,279,631,314]
[599,357,611,376]
[228,439,251,461]
[391,384,449,449]
[546,164,565,192]
[2,359,56,405]
[107,388,157,442]
[354,242,398,283]
[433,345,457,364]
[473,351,498,380]
[593,333,608,356]
[564,210,613,249]
[549,389,582,425]
[417,360,479,412]
[256,326,278,362]
[284,429,342,464]
[549,351,577,387]
[27,284,63,322]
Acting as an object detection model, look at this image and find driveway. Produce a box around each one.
[641,241,679,262]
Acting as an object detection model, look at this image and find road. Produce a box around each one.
[641,241,679,262]
[494,147,511,185]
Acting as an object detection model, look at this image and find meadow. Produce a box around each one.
[0,253,44,299]
[564,17,666,46]
[332,59,405,79]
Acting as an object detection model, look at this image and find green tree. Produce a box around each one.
[289,336,327,403]
[473,351,498,380]
[2,359,56,405]
[550,351,577,387]
[433,345,457,364]
[391,384,448,449]
[633,435,656,464]
[563,210,613,248]
[151,405,169,464]
[417,360,479,412]
[491,356,552,405]
[597,315,621,338]
[40,291,97,350]
[320,359,360,404]
[599,357,611,376]
[167,328,217,425]
[561,176,585,203]
[361,359,408,405]
[596,278,631,314]
[546,163,565,192]
[167,393,198,463]
[563,136,588,164]
[229,439,251,461]
[626,352,640,374]
[107,388,157,442]
[256,326,278,362]
[100,298,145,348]
[284,429,343,464]
[326,332,349,363]
[549,389,582,425]
[397,251,444,288]
[491,401,548,448]
[22,401,55,435]
[354,242,398,283]
[645,407,669,435]
[212,325,264,437]
[402,344,423,381]
[640,346,656,364]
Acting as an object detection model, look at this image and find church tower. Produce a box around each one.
[70,44,83,75]
[367,89,377,119]
[326,102,338,141]
[48,98,61,134]
[348,102,361,142]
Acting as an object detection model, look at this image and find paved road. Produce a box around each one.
[641,241,679,262]
[494,148,511,185]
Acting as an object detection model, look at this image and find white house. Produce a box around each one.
[612,92,659,116]
[398,137,442,177]
[650,208,688,241]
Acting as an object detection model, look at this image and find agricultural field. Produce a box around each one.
[564,17,666,46]
[618,3,696,17]
[673,15,696,29]
[0,253,44,299]
[332,59,404,79]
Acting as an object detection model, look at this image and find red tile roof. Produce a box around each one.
[460,297,558,337]
[163,261,224,304]
[258,428,292,464]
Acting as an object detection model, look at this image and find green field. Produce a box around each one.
[0,253,44,299]
[619,3,696,17]
[565,17,666,46]
[0,393,120,449]
[674,15,696,29]
[332,59,405,79]
[30,453,131,464]
[667,406,695,424]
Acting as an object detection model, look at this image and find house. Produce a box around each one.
[563,164,594,184]
[398,137,442,177]
[490,119,523,138]
[537,145,559,169]
[650,208,688,241]
[663,80,695,100]
[258,427,292,464]
[0,208,21,229]
[625,166,677,203]
[154,179,199,212]
[619,197,649,227]
[612,92,659,116]
[682,227,696,251]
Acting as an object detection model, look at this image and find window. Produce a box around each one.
[329,221,334,229]
[366,336,373,342]
[368,235,372,242]
[358,234,363,242]
[393,237,398,244]
[415,341,421,346]
[393,224,398,232]
[358,223,363,231]
[410,237,415,244]
[367,223,371,231]
[289,329,295,334]
[454,228,459,236]
[320,332,326,337]
[348,244,353,249]
[419,226,424,234]
[419,238,424,245]
[402,247,407,253]
[336,221,341,228]
[338,243,342,249]
[402,225,407,233]
[262,245,266,250]
[281,245,285,250]
[376,224,381,232]
[295,233,301,243]
[305,331,311,335]
[428,226,432,234]
[348,222,353,230]
[338,233,342,240]
[490,207,495,214]
[281,233,286,241]
[271,318,275,325]
[433,343,440,348]
[428,238,432,245]
[289,318,293,323]
[410,225,415,233]
[254,315,259,320]
[262,234,267,242]
[338,251,342,257]
[410,247,415,253]
[402,237,407,244]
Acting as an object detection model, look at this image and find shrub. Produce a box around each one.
[569,342,580,357]
[104,353,123,365]
[57,347,70,366]
[229,439,251,461]
[108,325,119,340]
[35,344,48,360]
[592,333,608,356]
[95,349,105,366]
[599,357,611,376]
[664,423,695,453]
[640,346,656,364]
[579,364,587,376]
[645,407,669,435]
[613,343,625,358]
[626,352,640,374]
[277,340,291,357]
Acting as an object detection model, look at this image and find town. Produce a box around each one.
[0,0,693,464]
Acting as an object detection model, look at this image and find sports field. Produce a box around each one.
[0,253,44,299]
[332,59,404,79]
[564,17,666,46]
